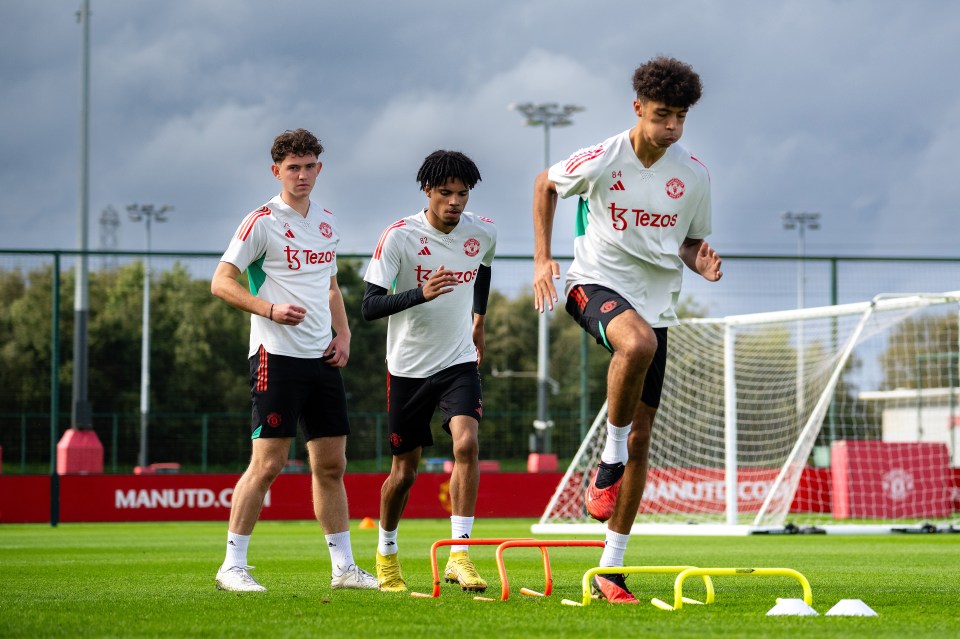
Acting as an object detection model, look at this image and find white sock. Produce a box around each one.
[599,528,630,568]
[600,421,631,465]
[325,530,355,575]
[221,531,250,571]
[450,515,475,553]
[378,524,399,556]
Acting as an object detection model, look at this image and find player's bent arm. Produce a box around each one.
[473,265,491,315]
[361,282,427,321]
[211,261,271,319]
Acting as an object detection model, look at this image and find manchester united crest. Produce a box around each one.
[665,177,685,199]
[464,238,480,257]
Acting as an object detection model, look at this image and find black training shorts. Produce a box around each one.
[565,283,669,409]
[248,345,350,441]
[386,361,482,455]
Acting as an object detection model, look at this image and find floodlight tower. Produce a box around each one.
[782,211,820,427]
[128,203,172,469]
[99,206,120,269]
[509,102,585,453]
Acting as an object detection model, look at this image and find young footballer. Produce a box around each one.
[531,57,723,603]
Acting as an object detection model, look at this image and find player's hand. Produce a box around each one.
[696,242,723,282]
[422,265,458,301]
[271,303,307,325]
[533,259,561,312]
[323,333,350,368]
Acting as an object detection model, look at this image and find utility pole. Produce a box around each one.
[72,0,93,434]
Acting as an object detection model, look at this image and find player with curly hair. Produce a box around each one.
[531,57,723,603]
[212,128,377,593]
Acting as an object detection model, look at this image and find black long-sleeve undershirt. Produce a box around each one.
[361,264,492,320]
[361,282,427,321]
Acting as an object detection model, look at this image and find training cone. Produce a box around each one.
[825,599,878,616]
[766,598,819,616]
[358,517,376,529]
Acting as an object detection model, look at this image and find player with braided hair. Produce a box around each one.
[363,149,496,593]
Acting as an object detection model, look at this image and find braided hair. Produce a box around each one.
[416,150,481,191]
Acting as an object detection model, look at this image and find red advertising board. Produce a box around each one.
[1,466,956,524]
[640,467,796,514]
[0,472,562,524]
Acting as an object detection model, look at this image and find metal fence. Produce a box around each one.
[2,249,959,474]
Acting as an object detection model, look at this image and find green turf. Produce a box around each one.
[1,519,958,638]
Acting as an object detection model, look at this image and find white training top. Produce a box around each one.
[364,210,497,378]
[548,130,712,327]
[220,194,340,358]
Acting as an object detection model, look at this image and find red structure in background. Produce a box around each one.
[56,429,103,474]
[831,441,952,519]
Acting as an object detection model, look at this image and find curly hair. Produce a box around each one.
[271,128,324,164]
[631,56,703,109]
[416,150,482,191]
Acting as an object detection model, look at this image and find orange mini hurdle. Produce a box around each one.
[495,539,605,601]
[427,538,541,598]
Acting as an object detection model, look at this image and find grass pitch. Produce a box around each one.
[1,518,958,638]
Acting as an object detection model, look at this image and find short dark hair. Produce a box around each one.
[271,128,323,164]
[632,56,703,109]
[416,150,481,191]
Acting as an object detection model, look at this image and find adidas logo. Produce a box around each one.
[418,246,431,256]
[385,541,396,547]
[228,540,237,547]
[328,542,337,547]
[284,229,295,238]
[609,180,625,191]
[458,533,470,539]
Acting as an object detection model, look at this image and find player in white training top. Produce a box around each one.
[362,150,496,593]
[532,57,723,604]
[211,128,376,593]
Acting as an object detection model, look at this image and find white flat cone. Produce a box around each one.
[825,599,878,616]
[766,598,819,616]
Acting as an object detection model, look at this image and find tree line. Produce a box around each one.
[1,258,954,471]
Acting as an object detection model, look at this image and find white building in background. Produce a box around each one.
[860,387,960,466]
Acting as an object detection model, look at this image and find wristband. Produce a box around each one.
[269,304,274,321]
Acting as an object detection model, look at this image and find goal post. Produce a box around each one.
[533,291,960,535]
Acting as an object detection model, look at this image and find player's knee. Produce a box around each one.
[452,438,479,463]
[313,456,346,483]
[249,455,286,483]
[623,335,657,363]
[391,465,418,490]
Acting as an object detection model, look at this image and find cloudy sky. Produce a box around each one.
[3,0,959,265]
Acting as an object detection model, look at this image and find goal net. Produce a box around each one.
[533,291,960,535]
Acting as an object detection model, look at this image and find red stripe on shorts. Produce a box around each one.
[256,345,268,391]
[385,372,391,412]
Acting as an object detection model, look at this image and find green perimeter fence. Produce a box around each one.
[2,249,959,475]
